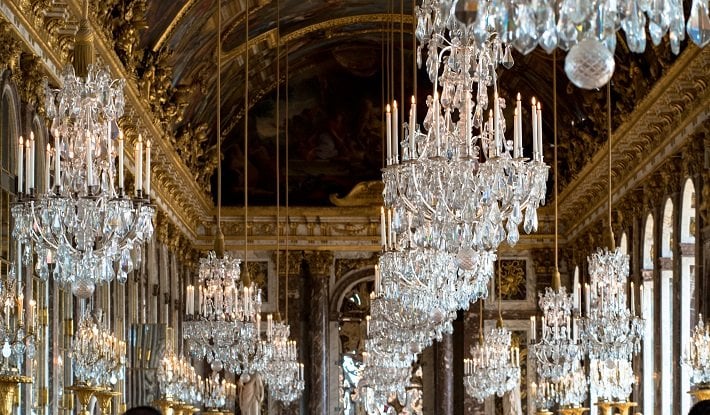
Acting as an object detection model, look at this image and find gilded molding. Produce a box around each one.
[304,251,334,277]
[561,45,710,240]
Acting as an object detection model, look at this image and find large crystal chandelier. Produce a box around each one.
[533,367,588,412]
[417,0,709,89]
[11,7,154,297]
[681,314,710,390]
[157,328,203,409]
[0,260,37,376]
[183,253,263,375]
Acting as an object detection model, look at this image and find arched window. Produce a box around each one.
[680,178,696,415]
[660,199,673,414]
[0,80,19,274]
[619,232,629,255]
[642,213,655,415]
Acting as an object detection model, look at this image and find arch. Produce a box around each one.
[680,178,696,244]
[619,232,629,255]
[643,213,654,270]
[1,72,21,174]
[661,198,673,258]
[329,266,375,320]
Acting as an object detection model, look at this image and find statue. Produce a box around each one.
[239,373,264,415]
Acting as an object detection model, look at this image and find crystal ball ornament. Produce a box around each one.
[564,38,616,89]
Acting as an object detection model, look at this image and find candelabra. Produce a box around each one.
[463,323,521,402]
[10,62,155,298]
[416,0,708,89]
[156,333,203,414]
[682,314,710,400]
[183,252,264,376]
[533,367,588,413]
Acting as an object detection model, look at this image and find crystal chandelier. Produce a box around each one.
[533,367,588,411]
[0,260,37,376]
[203,371,237,412]
[416,0,709,89]
[183,253,263,375]
[382,36,548,255]
[11,7,154,297]
[463,323,521,402]
[261,316,305,403]
[681,314,710,389]
[580,248,644,362]
[72,309,126,388]
[531,282,583,382]
[156,338,203,414]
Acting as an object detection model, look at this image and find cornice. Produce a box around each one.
[559,45,710,240]
[192,206,558,252]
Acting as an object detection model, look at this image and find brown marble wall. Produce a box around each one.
[304,252,332,415]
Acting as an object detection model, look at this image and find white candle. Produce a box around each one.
[374,264,381,294]
[387,208,392,251]
[386,104,392,165]
[630,282,635,315]
[434,91,441,155]
[85,130,93,189]
[493,91,501,155]
[145,139,151,197]
[573,271,579,310]
[639,284,644,318]
[392,100,399,164]
[530,316,536,341]
[409,96,416,159]
[513,108,520,159]
[256,313,261,333]
[25,137,31,194]
[136,134,143,195]
[29,133,35,191]
[537,102,543,161]
[380,207,386,248]
[54,130,60,191]
[366,315,371,335]
[516,93,522,156]
[17,137,23,194]
[118,131,124,192]
[531,97,537,159]
[45,144,51,194]
[585,283,591,316]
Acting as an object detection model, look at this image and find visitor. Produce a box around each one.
[689,400,710,415]
[123,406,161,415]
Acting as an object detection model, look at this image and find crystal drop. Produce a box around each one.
[507,222,519,246]
[687,0,710,47]
[72,279,95,298]
[120,248,134,274]
[502,45,514,69]
[564,38,615,89]
[2,342,12,358]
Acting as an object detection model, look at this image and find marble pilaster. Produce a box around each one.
[436,332,454,415]
[304,251,332,415]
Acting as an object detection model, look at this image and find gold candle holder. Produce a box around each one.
[558,406,589,415]
[153,398,175,415]
[610,401,637,415]
[595,401,614,415]
[95,389,121,415]
[66,384,103,415]
[689,387,710,402]
[0,374,31,415]
[536,410,553,415]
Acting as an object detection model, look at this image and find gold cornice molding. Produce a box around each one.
[193,206,557,252]
[0,0,64,83]
[559,44,710,240]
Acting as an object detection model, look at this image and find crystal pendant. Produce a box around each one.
[564,38,615,89]
[687,0,710,47]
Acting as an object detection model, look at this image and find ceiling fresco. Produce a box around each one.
[108,0,685,207]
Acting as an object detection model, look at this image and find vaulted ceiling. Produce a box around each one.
[1,0,703,245]
[118,0,684,207]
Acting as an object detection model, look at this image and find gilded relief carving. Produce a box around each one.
[0,20,22,73]
[498,259,527,301]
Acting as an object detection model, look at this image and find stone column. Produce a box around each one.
[303,251,333,415]
[436,332,454,415]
